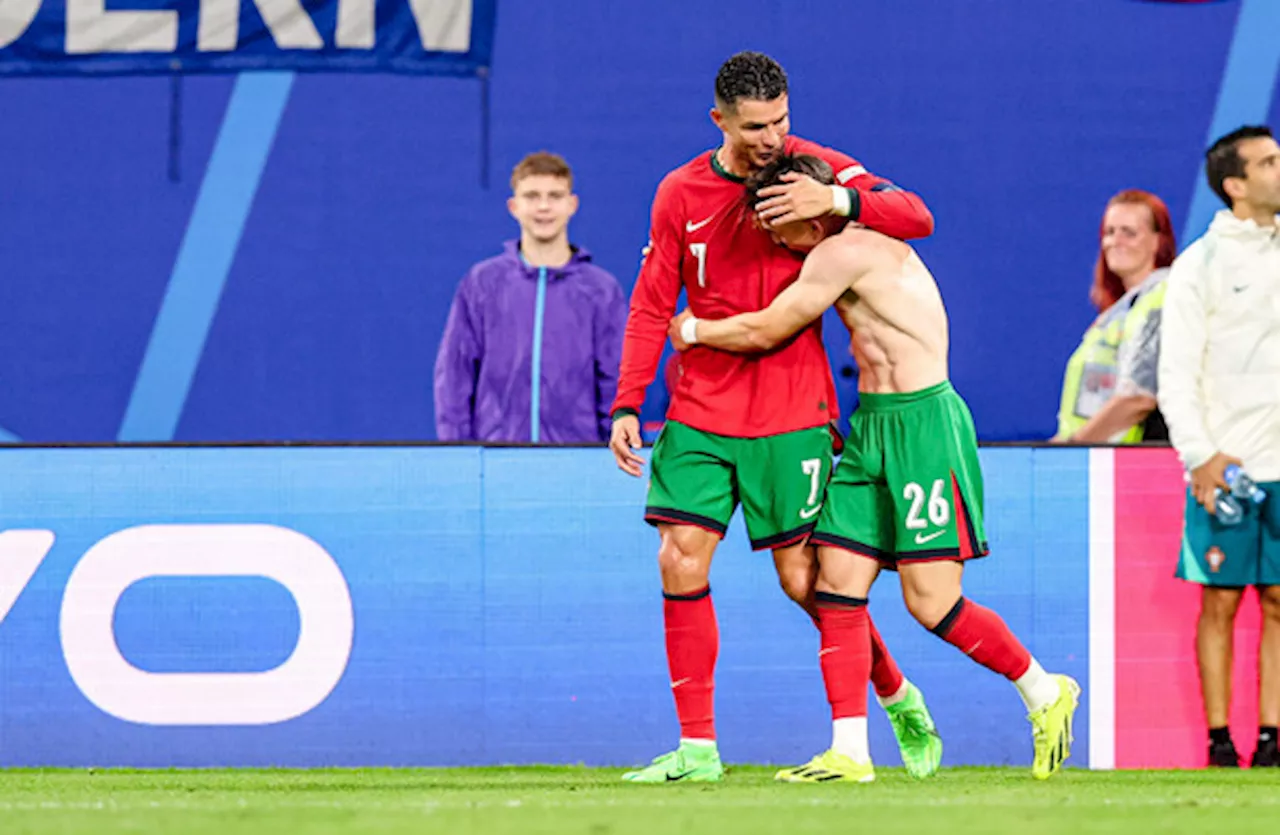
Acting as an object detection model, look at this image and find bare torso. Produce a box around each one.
[823,227,950,394]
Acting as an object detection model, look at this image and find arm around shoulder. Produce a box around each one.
[787,136,934,239]
[692,241,853,353]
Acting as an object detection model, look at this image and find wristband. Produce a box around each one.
[830,185,852,217]
[680,316,700,345]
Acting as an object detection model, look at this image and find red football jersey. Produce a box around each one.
[612,135,933,438]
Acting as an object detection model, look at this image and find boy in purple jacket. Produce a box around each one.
[434,152,627,442]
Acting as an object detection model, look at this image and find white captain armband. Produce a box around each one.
[830,185,853,217]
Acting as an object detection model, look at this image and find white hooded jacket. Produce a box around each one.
[1158,209,1280,480]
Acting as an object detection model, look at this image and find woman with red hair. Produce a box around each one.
[1054,190,1177,443]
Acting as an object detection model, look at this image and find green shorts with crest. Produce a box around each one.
[1177,484,1280,587]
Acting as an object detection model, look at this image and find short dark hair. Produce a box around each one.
[511,151,572,192]
[1205,125,1273,206]
[745,154,834,206]
[715,51,788,111]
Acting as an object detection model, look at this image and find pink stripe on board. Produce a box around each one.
[1113,447,1262,768]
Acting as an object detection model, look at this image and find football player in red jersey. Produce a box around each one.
[671,153,1081,783]
[610,51,938,783]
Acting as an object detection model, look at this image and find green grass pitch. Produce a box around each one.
[1,766,1276,834]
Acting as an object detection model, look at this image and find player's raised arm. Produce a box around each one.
[670,242,852,354]
[763,136,934,240]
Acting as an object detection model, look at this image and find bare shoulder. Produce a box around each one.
[812,225,909,271]
[835,225,911,254]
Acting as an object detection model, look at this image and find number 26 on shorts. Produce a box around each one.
[903,479,950,529]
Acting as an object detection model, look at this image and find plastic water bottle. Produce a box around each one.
[1214,490,1244,526]
[1225,464,1268,505]
[1214,465,1267,526]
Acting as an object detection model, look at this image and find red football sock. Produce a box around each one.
[808,605,903,699]
[816,592,871,720]
[868,616,905,698]
[664,586,718,740]
[931,597,1032,681]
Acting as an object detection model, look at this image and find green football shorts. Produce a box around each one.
[810,381,989,565]
[644,420,833,551]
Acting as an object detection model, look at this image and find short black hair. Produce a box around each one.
[1205,125,1274,206]
[715,51,788,111]
[745,154,834,206]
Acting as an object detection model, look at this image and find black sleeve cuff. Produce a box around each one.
[844,187,862,222]
[612,407,640,421]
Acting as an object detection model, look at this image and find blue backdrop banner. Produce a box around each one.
[0,0,495,76]
[0,0,1260,443]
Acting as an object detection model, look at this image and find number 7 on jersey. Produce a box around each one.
[689,243,707,288]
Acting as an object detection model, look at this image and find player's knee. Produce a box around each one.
[772,544,816,605]
[1200,587,1243,625]
[1261,587,1280,622]
[814,551,877,599]
[656,537,702,578]
[902,587,953,630]
[656,527,714,591]
[900,567,962,629]
[776,566,811,606]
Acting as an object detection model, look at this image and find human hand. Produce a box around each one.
[668,309,695,351]
[609,414,645,477]
[755,172,835,226]
[1190,451,1242,512]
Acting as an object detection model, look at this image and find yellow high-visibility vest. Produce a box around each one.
[1056,272,1167,442]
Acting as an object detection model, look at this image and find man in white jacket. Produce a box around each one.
[1159,125,1280,768]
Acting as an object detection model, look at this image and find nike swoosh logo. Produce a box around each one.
[686,216,714,233]
[914,530,945,545]
[670,678,691,689]
[665,770,696,781]
[799,505,822,520]
[818,646,839,657]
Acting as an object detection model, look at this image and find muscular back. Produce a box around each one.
[818,226,949,394]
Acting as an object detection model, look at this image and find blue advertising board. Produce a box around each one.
[0,445,1089,767]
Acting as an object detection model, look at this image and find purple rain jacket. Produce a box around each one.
[434,241,627,443]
